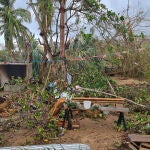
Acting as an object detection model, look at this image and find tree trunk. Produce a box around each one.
[60,0,67,81]
[60,0,65,58]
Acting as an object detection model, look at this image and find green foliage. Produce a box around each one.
[0,0,31,51]
[116,85,150,105]
[143,123,150,134]
[140,32,145,38]
[83,0,100,11]
[32,48,43,77]
[0,50,8,62]
[121,48,150,79]
[1,82,61,142]
[37,126,45,139]
[36,0,54,31]
[68,59,108,97]
[80,31,92,41]
[126,112,150,133]
[67,32,111,97]
[58,110,65,119]
[0,135,4,146]
[66,101,78,109]
[120,16,124,21]
[91,105,99,111]
[9,76,23,85]
[36,118,59,140]
[128,31,134,42]
[85,14,96,22]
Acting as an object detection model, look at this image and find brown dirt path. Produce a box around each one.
[57,116,125,150]
[1,116,126,150]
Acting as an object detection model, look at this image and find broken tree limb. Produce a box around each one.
[106,78,117,96]
[75,86,150,110]
[41,64,52,94]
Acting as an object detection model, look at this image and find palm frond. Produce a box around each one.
[0,0,9,6]
[0,0,31,50]
[14,8,31,22]
[9,0,16,7]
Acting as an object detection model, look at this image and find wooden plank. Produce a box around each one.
[140,147,149,150]
[128,134,150,143]
[141,143,150,148]
[75,101,124,104]
[77,100,124,102]
[72,97,124,101]
[140,143,150,150]
[99,106,129,113]
[128,143,138,150]
[72,97,124,104]
[91,101,124,104]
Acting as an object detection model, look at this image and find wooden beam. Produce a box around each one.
[99,106,129,113]
[128,134,150,143]
[72,97,124,101]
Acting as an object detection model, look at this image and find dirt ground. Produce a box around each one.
[60,117,126,150]
[111,76,147,85]
[1,115,128,150]
[1,76,142,149]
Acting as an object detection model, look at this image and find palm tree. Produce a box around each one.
[0,0,31,54]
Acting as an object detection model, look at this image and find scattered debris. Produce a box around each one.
[0,96,6,104]
[0,100,15,118]
[128,134,150,150]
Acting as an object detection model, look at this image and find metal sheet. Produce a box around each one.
[0,144,91,150]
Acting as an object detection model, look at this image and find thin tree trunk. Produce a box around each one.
[60,0,67,81]
[60,0,66,58]
[25,42,31,84]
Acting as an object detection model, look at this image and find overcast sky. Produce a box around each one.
[0,0,150,45]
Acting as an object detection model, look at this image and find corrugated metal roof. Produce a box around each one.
[0,144,91,150]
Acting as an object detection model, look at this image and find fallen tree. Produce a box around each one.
[75,86,150,110]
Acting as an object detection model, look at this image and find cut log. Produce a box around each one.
[49,98,66,116]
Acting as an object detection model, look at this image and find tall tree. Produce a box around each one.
[28,0,55,81]
[29,0,126,81]
[0,0,31,55]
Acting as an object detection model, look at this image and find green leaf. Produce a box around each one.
[120,16,124,21]
[140,32,144,38]
[108,46,113,53]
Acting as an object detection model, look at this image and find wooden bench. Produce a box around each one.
[128,134,150,150]
[72,97,129,130]
[99,106,129,131]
